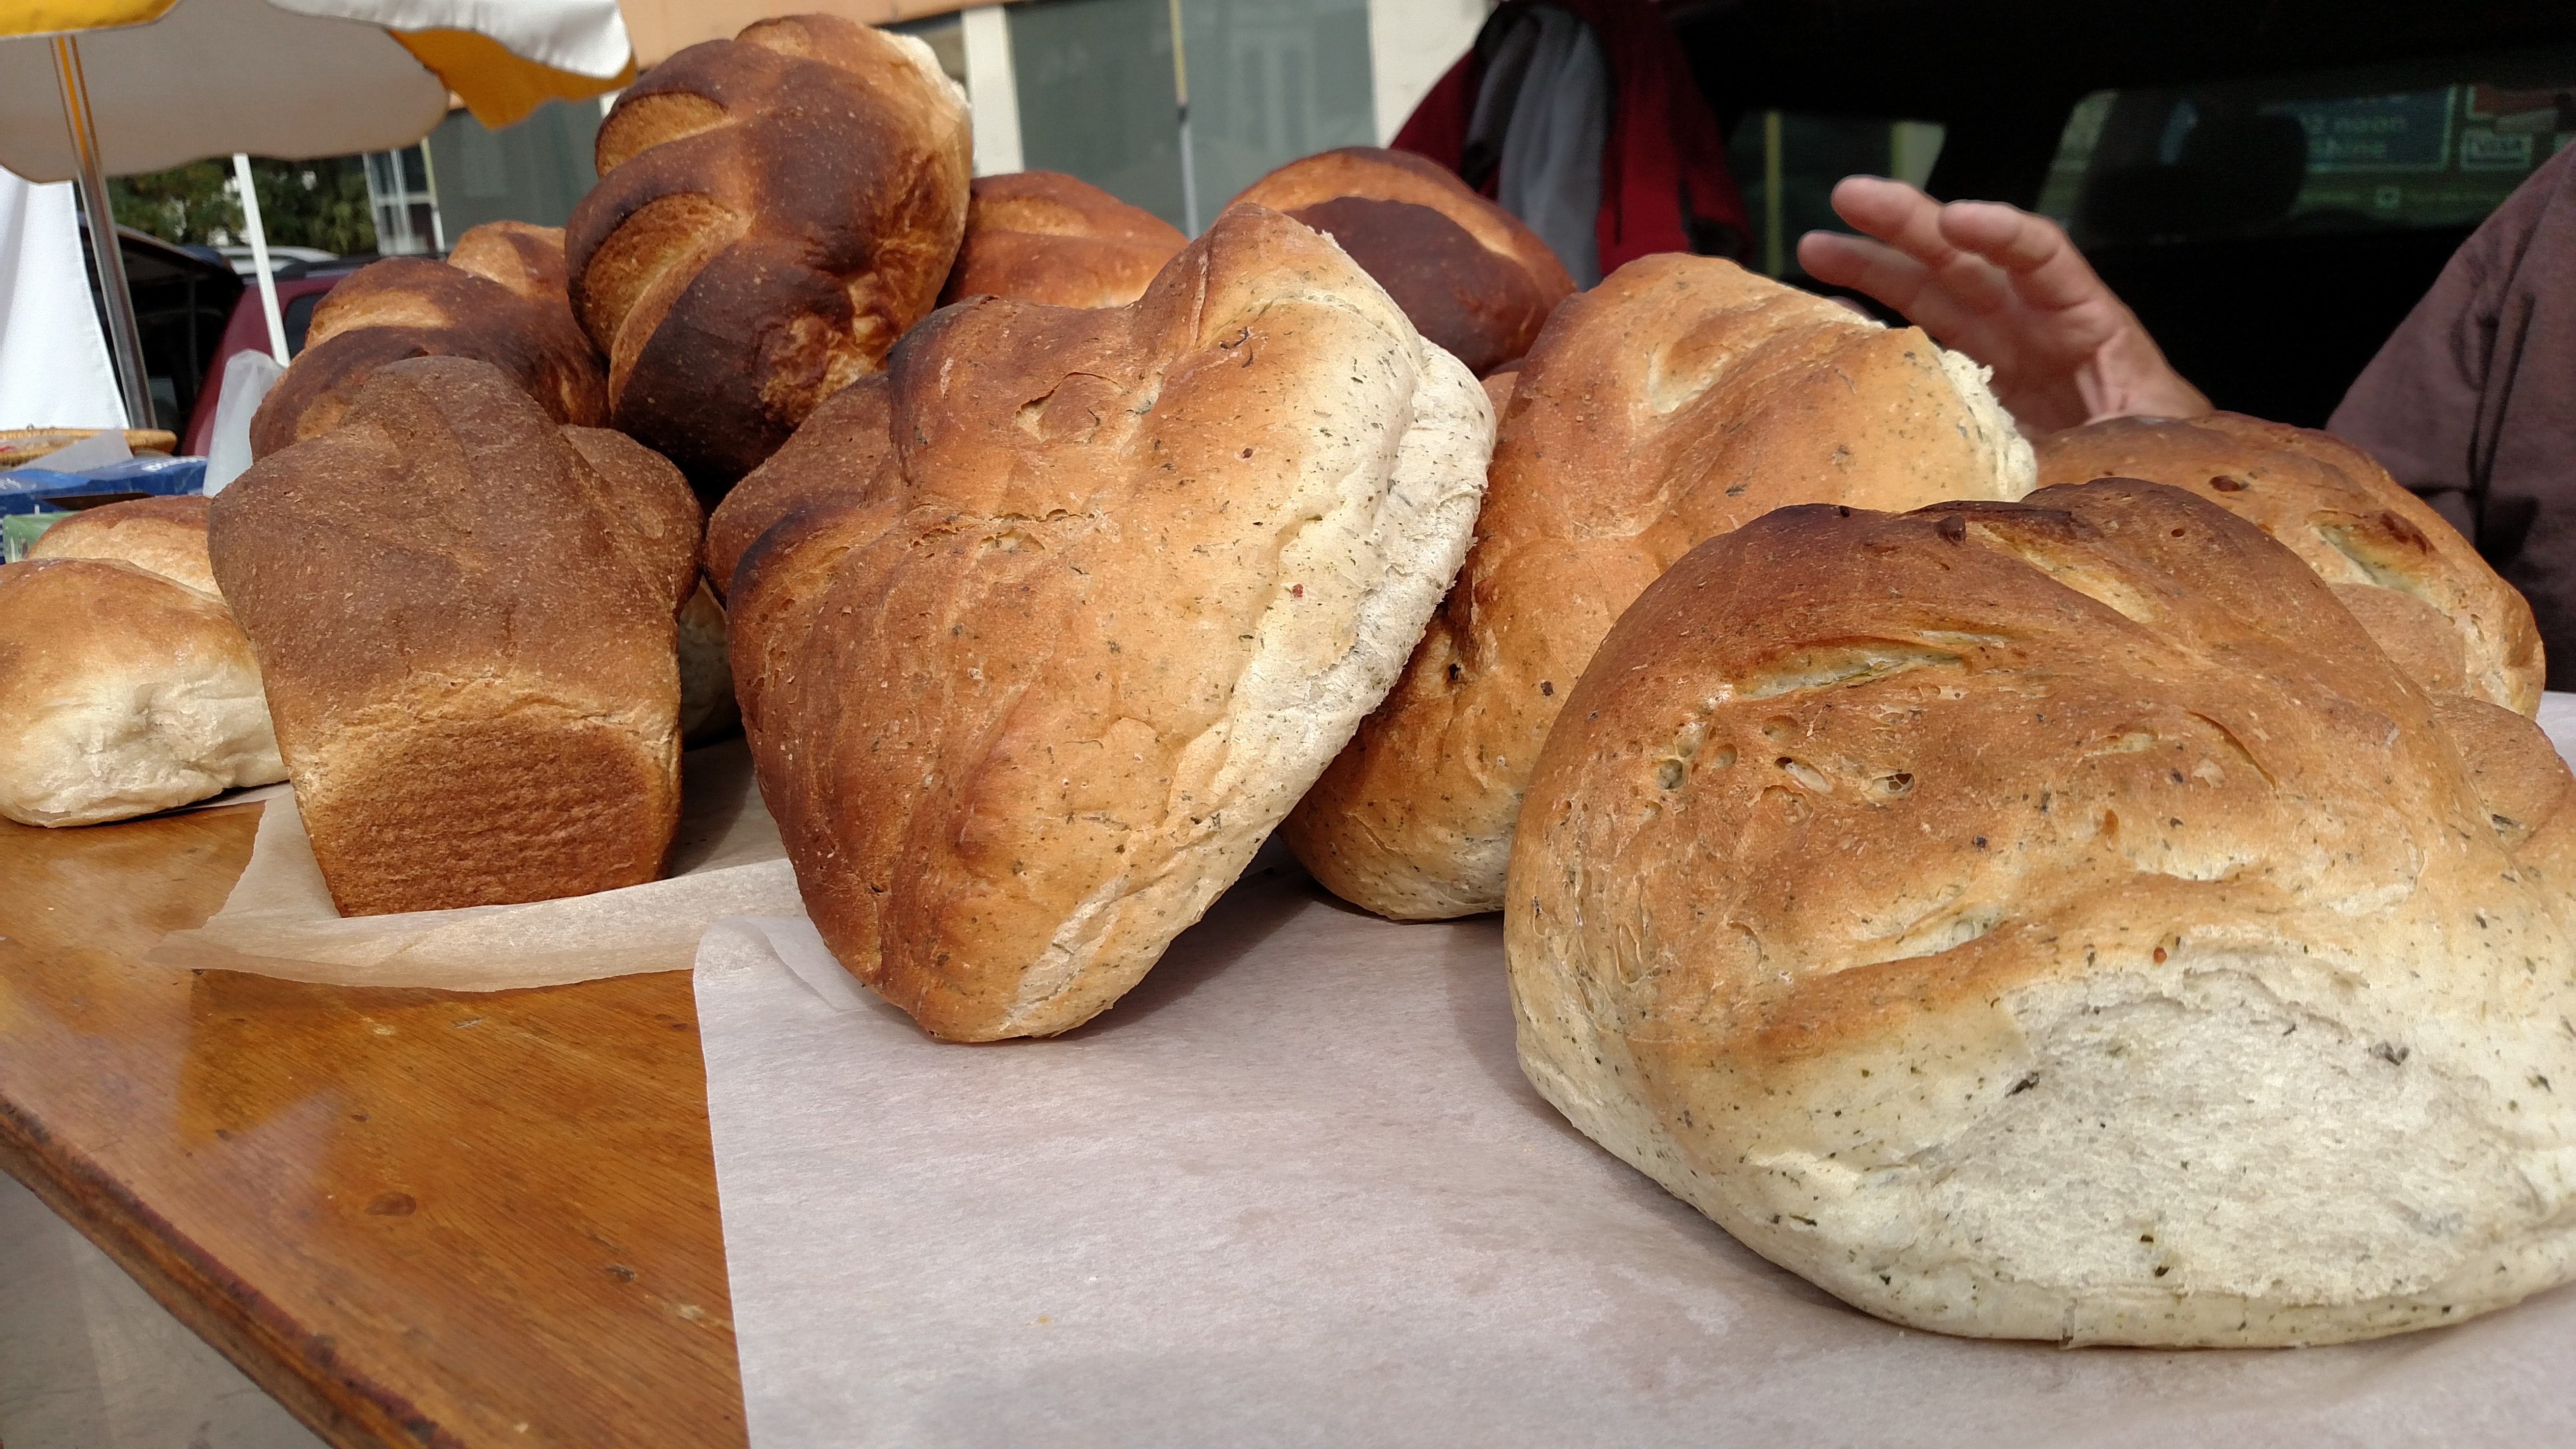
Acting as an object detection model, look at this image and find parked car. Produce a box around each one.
[176,257,368,455]
[1669,0,2576,427]
[78,216,370,454]
[78,222,242,438]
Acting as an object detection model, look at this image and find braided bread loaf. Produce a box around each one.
[249,222,604,456]
[566,13,970,496]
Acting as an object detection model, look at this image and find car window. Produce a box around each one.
[1728,113,1944,276]
[2039,54,2576,247]
[284,292,325,357]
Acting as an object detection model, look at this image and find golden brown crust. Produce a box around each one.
[24,495,217,595]
[0,557,283,826]
[247,223,605,458]
[1283,253,2035,919]
[2035,412,2543,713]
[0,428,175,465]
[730,204,1491,1040]
[937,171,1187,311]
[565,14,970,494]
[1231,146,1576,377]
[1507,479,2576,1344]
[702,375,897,599]
[558,424,706,612]
[210,357,692,916]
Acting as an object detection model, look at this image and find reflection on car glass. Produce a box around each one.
[2038,60,2576,246]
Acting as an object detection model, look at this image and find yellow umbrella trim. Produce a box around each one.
[0,0,177,37]
[393,27,633,130]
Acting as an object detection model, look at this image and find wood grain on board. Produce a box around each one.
[0,800,745,1448]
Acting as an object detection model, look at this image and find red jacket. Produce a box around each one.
[1392,0,1748,275]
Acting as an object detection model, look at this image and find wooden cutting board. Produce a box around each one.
[0,800,746,1448]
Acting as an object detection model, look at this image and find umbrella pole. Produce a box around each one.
[51,34,154,431]
[1167,0,1197,235]
[232,155,289,364]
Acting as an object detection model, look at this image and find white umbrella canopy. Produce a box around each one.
[0,0,630,427]
[0,0,632,178]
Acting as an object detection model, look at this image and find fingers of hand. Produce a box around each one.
[1937,202,2108,315]
[1796,232,1986,346]
[1828,175,1961,268]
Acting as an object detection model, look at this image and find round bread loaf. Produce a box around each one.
[728,203,1492,1041]
[0,558,284,827]
[1509,478,2576,1347]
[1230,146,1574,377]
[1283,253,2036,921]
[248,221,605,457]
[25,495,217,595]
[938,171,1188,311]
[565,14,969,496]
[211,358,704,916]
[2037,411,2542,714]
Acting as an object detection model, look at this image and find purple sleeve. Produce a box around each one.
[2328,142,2576,687]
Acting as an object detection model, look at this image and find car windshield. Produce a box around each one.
[2039,51,2576,247]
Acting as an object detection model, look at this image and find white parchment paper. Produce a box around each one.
[149,737,800,989]
[695,814,2576,1449]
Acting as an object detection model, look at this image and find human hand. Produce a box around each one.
[1796,176,2210,435]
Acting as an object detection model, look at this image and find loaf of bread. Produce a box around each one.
[729,204,1492,1040]
[25,495,218,594]
[0,556,284,827]
[0,428,176,465]
[2036,411,2543,713]
[1230,147,1574,377]
[703,374,897,599]
[938,171,1188,311]
[1510,478,2576,1346]
[566,14,970,495]
[248,222,605,456]
[1283,254,2036,920]
[210,357,704,915]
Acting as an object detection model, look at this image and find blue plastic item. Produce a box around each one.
[0,455,208,516]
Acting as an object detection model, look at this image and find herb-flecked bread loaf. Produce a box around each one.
[2036,411,2543,713]
[1283,253,2035,921]
[1510,479,2576,1346]
[728,204,1492,1040]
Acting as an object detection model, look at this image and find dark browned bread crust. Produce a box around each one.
[1230,146,1576,376]
[565,15,969,496]
[702,375,897,599]
[248,222,604,457]
[210,358,702,916]
[727,204,1489,1040]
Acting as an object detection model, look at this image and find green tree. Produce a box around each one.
[109,155,380,256]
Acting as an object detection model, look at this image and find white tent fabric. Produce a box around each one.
[273,0,628,77]
[0,0,446,182]
[0,165,126,430]
[0,0,630,183]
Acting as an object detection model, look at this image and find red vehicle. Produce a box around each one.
[176,261,362,455]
